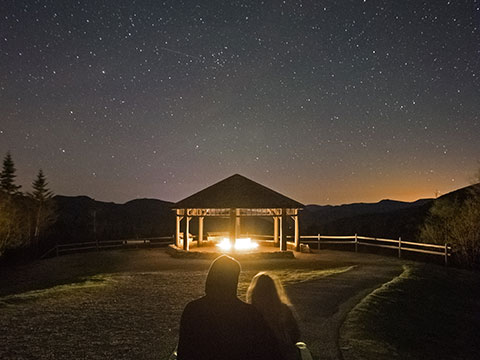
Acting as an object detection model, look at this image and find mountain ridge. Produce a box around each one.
[46,184,477,246]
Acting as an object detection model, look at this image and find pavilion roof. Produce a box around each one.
[174,174,304,209]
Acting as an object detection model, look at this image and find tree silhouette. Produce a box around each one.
[30,169,53,202]
[420,171,480,268]
[28,169,56,248]
[0,152,23,255]
[0,152,22,195]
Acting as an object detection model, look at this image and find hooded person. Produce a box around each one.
[177,255,282,360]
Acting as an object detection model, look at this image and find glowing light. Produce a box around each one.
[235,237,259,251]
[217,238,232,251]
[216,237,259,251]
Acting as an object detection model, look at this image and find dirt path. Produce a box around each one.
[0,249,406,359]
[287,263,402,360]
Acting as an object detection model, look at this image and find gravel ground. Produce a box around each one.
[0,248,406,360]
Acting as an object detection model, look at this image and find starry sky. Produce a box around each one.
[1,0,479,205]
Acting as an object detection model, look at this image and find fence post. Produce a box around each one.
[317,234,321,250]
[398,237,402,258]
[55,245,59,257]
[354,233,358,252]
[444,243,449,266]
[93,210,98,251]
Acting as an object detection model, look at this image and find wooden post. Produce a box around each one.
[279,216,283,249]
[55,244,59,257]
[182,210,190,251]
[294,215,299,251]
[280,209,287,251]
[317,233,321,250]
[198,216,204,247]
[444,243,449,266]
[187,217,191,250]
[236,209,241,241]
[175,213,183,248]
[273,216,279,246]
[398,237,402,258]
[230,208,236,249]
[355,233,358,253]
[94,210,98,251]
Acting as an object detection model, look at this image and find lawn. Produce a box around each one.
[340,263,480,360]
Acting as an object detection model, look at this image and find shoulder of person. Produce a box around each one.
[234,298,261,315]
[182,296,208,314]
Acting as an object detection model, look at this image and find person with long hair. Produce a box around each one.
[247,272,301,360]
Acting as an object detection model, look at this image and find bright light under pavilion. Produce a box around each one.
[172,174,304,253]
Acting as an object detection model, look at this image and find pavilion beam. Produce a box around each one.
[198,216,204,247]
[280,209,287,251]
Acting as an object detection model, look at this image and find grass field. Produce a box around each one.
[0,248,479,359]
[340,263,480,360]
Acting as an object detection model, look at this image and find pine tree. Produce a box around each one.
[0,152,22,195]
[0,152,23,254]
[28,169,56,244]
[30,169,53,202]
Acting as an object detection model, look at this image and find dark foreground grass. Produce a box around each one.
[340,263,480,360]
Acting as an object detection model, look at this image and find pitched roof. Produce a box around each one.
[174,174,304,209]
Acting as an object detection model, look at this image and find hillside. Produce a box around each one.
[50,196,175,244]
[302,183,479,241]
[301,198,433,240]
[45,184,478,247]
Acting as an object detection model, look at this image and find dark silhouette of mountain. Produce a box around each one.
[50,196,175,244]
[303,201,434,241]
[46,184,478,247]
[436,183,479,203]
[301,184,479,241]
[301,198,432,235]
[304,198,431,219]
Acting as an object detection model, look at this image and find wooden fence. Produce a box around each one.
[40,233,451,265]
[40,236,174,259]
[291,234,451,265]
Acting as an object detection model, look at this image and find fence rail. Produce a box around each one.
[40,236,174,259]
[290,234,451,265]
[41,233,451,266]
[242,234,275,240]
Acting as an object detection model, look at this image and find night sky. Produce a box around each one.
[1,0,479,205]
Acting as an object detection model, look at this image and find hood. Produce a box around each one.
[205,255,241,298]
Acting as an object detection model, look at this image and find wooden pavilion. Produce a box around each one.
[173,174,304,251]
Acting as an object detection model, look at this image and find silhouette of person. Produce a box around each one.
[177,255,282,360]
[247,272,301,360]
